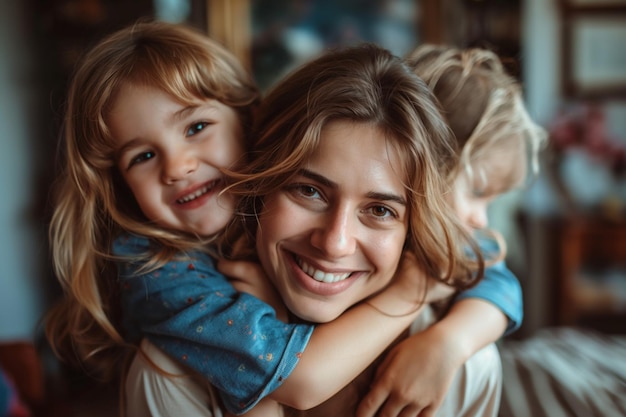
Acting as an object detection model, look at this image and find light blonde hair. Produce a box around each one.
[226,44,484,291]
[407,44,547,193]
[407,45,547,258]
[45,20,259,379]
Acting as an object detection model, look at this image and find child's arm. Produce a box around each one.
[220,251,456,411]
[115,235,449,414]
[225,397,283,417]
[115,234,313,414]
[355,255,521,417]
[219,259,289,321]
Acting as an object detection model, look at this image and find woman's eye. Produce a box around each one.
[286,183,323,200]
[186,122,210,137]
[296,184,320,198]
[128,151,155,168]
[370,205,396,219]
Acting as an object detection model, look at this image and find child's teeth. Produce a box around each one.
[178,183,215,203]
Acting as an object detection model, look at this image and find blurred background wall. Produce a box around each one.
[1,0,625,344]
[0,1,46,342]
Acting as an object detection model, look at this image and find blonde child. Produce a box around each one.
[44,23,474,417]
[355,45,548,417]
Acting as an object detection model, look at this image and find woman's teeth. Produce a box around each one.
[177,182,214,204]
[297,258,351,283]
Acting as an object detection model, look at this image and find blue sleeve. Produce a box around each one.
[113,234,314,414]
[453,239,523,336]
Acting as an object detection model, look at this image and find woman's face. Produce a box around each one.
[256,120,409,323]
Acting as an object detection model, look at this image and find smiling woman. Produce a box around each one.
[255,120,411,323]
[231,43,482,300]
[215,41,493,416]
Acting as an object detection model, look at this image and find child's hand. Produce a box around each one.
[367,251,455,316]
[217,259,266,290]
[355,325,465,417]
[218,259,288,321]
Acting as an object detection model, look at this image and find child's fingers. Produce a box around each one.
[355,385,388,417]
[397,404,427,417]
[365,395,428,417]
[217,259,262,280]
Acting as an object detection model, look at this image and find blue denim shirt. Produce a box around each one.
[114,234,313,414]
[455,238,523,336]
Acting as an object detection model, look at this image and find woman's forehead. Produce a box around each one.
[306,121,407,189]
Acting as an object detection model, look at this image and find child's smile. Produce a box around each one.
[173,179,222,208]
[108,82,244,237]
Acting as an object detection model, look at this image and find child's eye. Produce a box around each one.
[128,151,155,168]
[186,122,210,137]
[472,188,486,198]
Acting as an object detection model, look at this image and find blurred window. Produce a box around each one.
[251,0,419,90]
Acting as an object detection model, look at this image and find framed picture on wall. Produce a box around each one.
[567,0,626,6]
[561,1,626,98]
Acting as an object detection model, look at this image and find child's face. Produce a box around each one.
[109,83,244,237]
[452,173,494,230]
[453,149,520,230]
[255,120,409,323]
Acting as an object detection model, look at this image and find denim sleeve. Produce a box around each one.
[454,260,523,336]
[453,238,523,336]
[113,234,314,414]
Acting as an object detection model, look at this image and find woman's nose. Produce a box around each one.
[310,206,357,258]
[162,149,198,184]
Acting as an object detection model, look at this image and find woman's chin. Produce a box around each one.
[290,305,345,324]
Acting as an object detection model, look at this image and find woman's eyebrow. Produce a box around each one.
[367,192,407,206]
[299,169,336,188]
[299,169,407,206]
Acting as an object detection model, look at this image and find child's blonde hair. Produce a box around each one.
[227,43,484,291]
[407,45,547,259]
[45,20,259,378]
[407,45,547,194]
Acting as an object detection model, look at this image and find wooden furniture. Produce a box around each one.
[556,215,626,328]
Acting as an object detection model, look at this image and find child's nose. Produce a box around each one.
[162,150,198,184]
[468,205,488,229]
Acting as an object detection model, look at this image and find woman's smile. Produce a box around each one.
[287,250,363,297]
[296,256,354,283]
